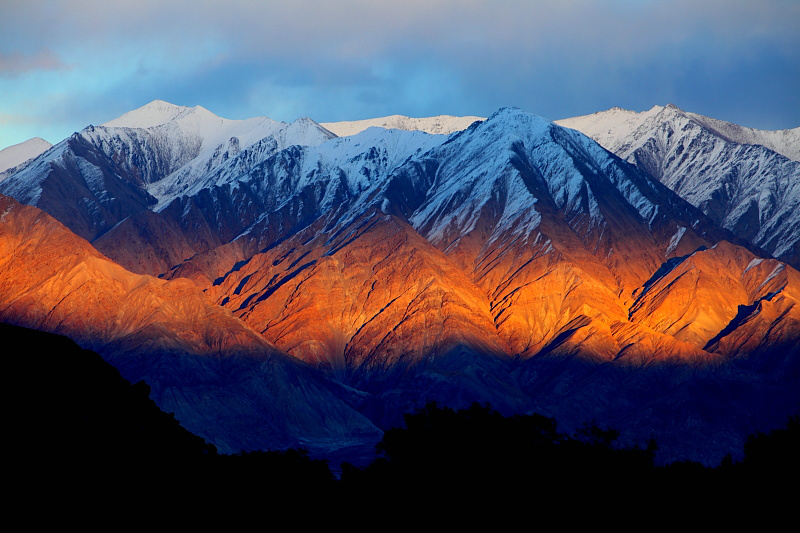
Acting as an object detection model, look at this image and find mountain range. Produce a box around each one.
[1,100,797,464]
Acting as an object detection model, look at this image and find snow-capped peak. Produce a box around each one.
[684,112,800,162]
[102,99,200,129]
[321,113,484,137]
[0,137,53,176]
[555,105,663,153]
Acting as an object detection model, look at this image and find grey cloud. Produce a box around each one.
[0,0,797,143]
[0,50,70,77]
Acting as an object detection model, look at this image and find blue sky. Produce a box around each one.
[1,0,798,149]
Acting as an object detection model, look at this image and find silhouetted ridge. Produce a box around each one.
[341,402,656,498]
[6,321,216,464]
[339,402,799,517]
[5,321,337,511]
[7,327,796,520]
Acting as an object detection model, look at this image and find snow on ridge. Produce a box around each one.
[151,121,430,212]
[102,100,194,129]
[409,108,586,247]
[290,127,445,200]
[321,114,484,137]
[557,103,799,163]
[555,105,663,152]
[0,138,69,205]
[685,112,800,162]
[100,99,288,153]
[95,105,336,209]
[0,137,53,176]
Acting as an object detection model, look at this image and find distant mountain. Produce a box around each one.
[0,101,335,244]
[2,101,798,464]
[321,114,484,137]
[557,104,800,267]
[557,106,800,163]
[0,137,52,178]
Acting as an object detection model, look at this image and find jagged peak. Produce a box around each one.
[477,107,553,135]
[291,116,320,126]
[436,107,556,150]
[485,106,552,124]
[488,106,524,118]
[661,103,688,117]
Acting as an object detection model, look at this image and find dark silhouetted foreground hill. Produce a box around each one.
[7,321,796,519]
[5,321,335,512]
[6,321,215,464]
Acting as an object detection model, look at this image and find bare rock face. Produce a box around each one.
[628,241,800,356]
[213,212,508,374]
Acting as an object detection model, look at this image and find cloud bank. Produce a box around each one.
[1,0,798,148]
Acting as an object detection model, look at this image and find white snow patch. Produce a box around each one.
[322,114,484,137]
[666,226,686,255]
[744,258,763,274]
[759,263,785,289]
[75,156,108,202]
